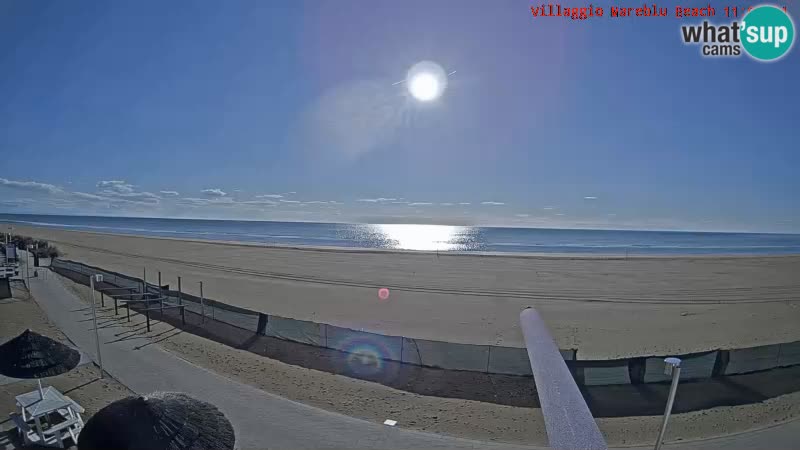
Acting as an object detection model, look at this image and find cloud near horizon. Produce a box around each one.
[201,188,227,197]
[0,178,62,195]
[1,176,791,233]
[357,198,396,203]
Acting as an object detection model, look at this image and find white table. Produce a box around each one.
[14,386,84,448]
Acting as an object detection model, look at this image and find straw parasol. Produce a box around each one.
[78,392,235,450]
[0,329,80,397]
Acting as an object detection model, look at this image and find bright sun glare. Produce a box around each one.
[406,61,447,102]
[409,73,441,102]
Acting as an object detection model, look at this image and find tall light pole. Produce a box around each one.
[654,357,682,450]
[25,245,32,287]
[90,274,105,378]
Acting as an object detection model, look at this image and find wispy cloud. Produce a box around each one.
[481,201,505,206]
[459,202,471,206]
[391,201,408,204]
[179,197,233,206]
[160,191,180,196]
[440,203,454,206]
[0,178,62,195]
[584,196,598,200]
[256,194,283,199]
[240,199,277,206]
[555,213,565,216]
[303,201,329,204]
[97,180,134,194]
[515,214,530,218]
[72,192,108,201]
[279,199,301,204]
[96,181,159,204]
[408,202,433,206]
[543,206,555,210]
[201,188,227,197]
[357,198,396,203]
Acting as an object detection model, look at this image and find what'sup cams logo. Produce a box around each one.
[681,5,795,62]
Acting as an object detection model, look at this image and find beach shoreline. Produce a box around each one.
[10,224,800,359]
[4,221,800,260]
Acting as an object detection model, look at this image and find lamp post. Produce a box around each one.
[90,274,105,378]
[654,357,682,450]
[25,244,33,286]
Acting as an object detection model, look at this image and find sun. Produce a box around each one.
[406,61,448,102]
[409,73,440,101]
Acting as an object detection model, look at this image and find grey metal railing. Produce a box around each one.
[520,307,607,450]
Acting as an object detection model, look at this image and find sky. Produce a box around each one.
[0,1,798,232]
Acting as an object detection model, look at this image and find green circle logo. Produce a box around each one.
[741,5,795,62]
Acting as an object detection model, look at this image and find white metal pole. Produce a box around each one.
[90,275,104,378]
[654,357,682,450]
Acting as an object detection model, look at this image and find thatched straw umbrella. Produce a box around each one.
[0,329,80,397]
[78,392,235,450]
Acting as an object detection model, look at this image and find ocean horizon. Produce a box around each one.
[2,213,800,255]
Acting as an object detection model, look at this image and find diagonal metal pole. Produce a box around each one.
[520,307,606,450]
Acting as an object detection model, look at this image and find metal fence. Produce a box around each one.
[49,258,800,382]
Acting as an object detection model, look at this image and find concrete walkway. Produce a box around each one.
[26,268,541,450]
[21,257,800,449]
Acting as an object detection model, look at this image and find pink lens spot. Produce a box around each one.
[378,288,390,301]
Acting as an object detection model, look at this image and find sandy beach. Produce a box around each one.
[54,273,800,446]
[11,224,800,359]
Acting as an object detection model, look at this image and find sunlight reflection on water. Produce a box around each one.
[365,224,479,251]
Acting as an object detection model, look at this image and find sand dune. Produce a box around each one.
[14,224,800,359]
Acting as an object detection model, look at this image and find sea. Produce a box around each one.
[1,214,799,255]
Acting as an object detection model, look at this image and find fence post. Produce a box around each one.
[100,290,105,308]
[146,309,151,332]
[114,297,118,315]
[181,306,185,326]
[177,276,182,306]
[142,267,146,295]
[158,271,162,296]
[199,281,205,324]
[256,313,268,336]
[126,301,131,322]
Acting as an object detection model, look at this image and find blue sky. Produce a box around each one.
[0,1,797,232]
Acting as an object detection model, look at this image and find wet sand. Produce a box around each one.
[12,224,800,359]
